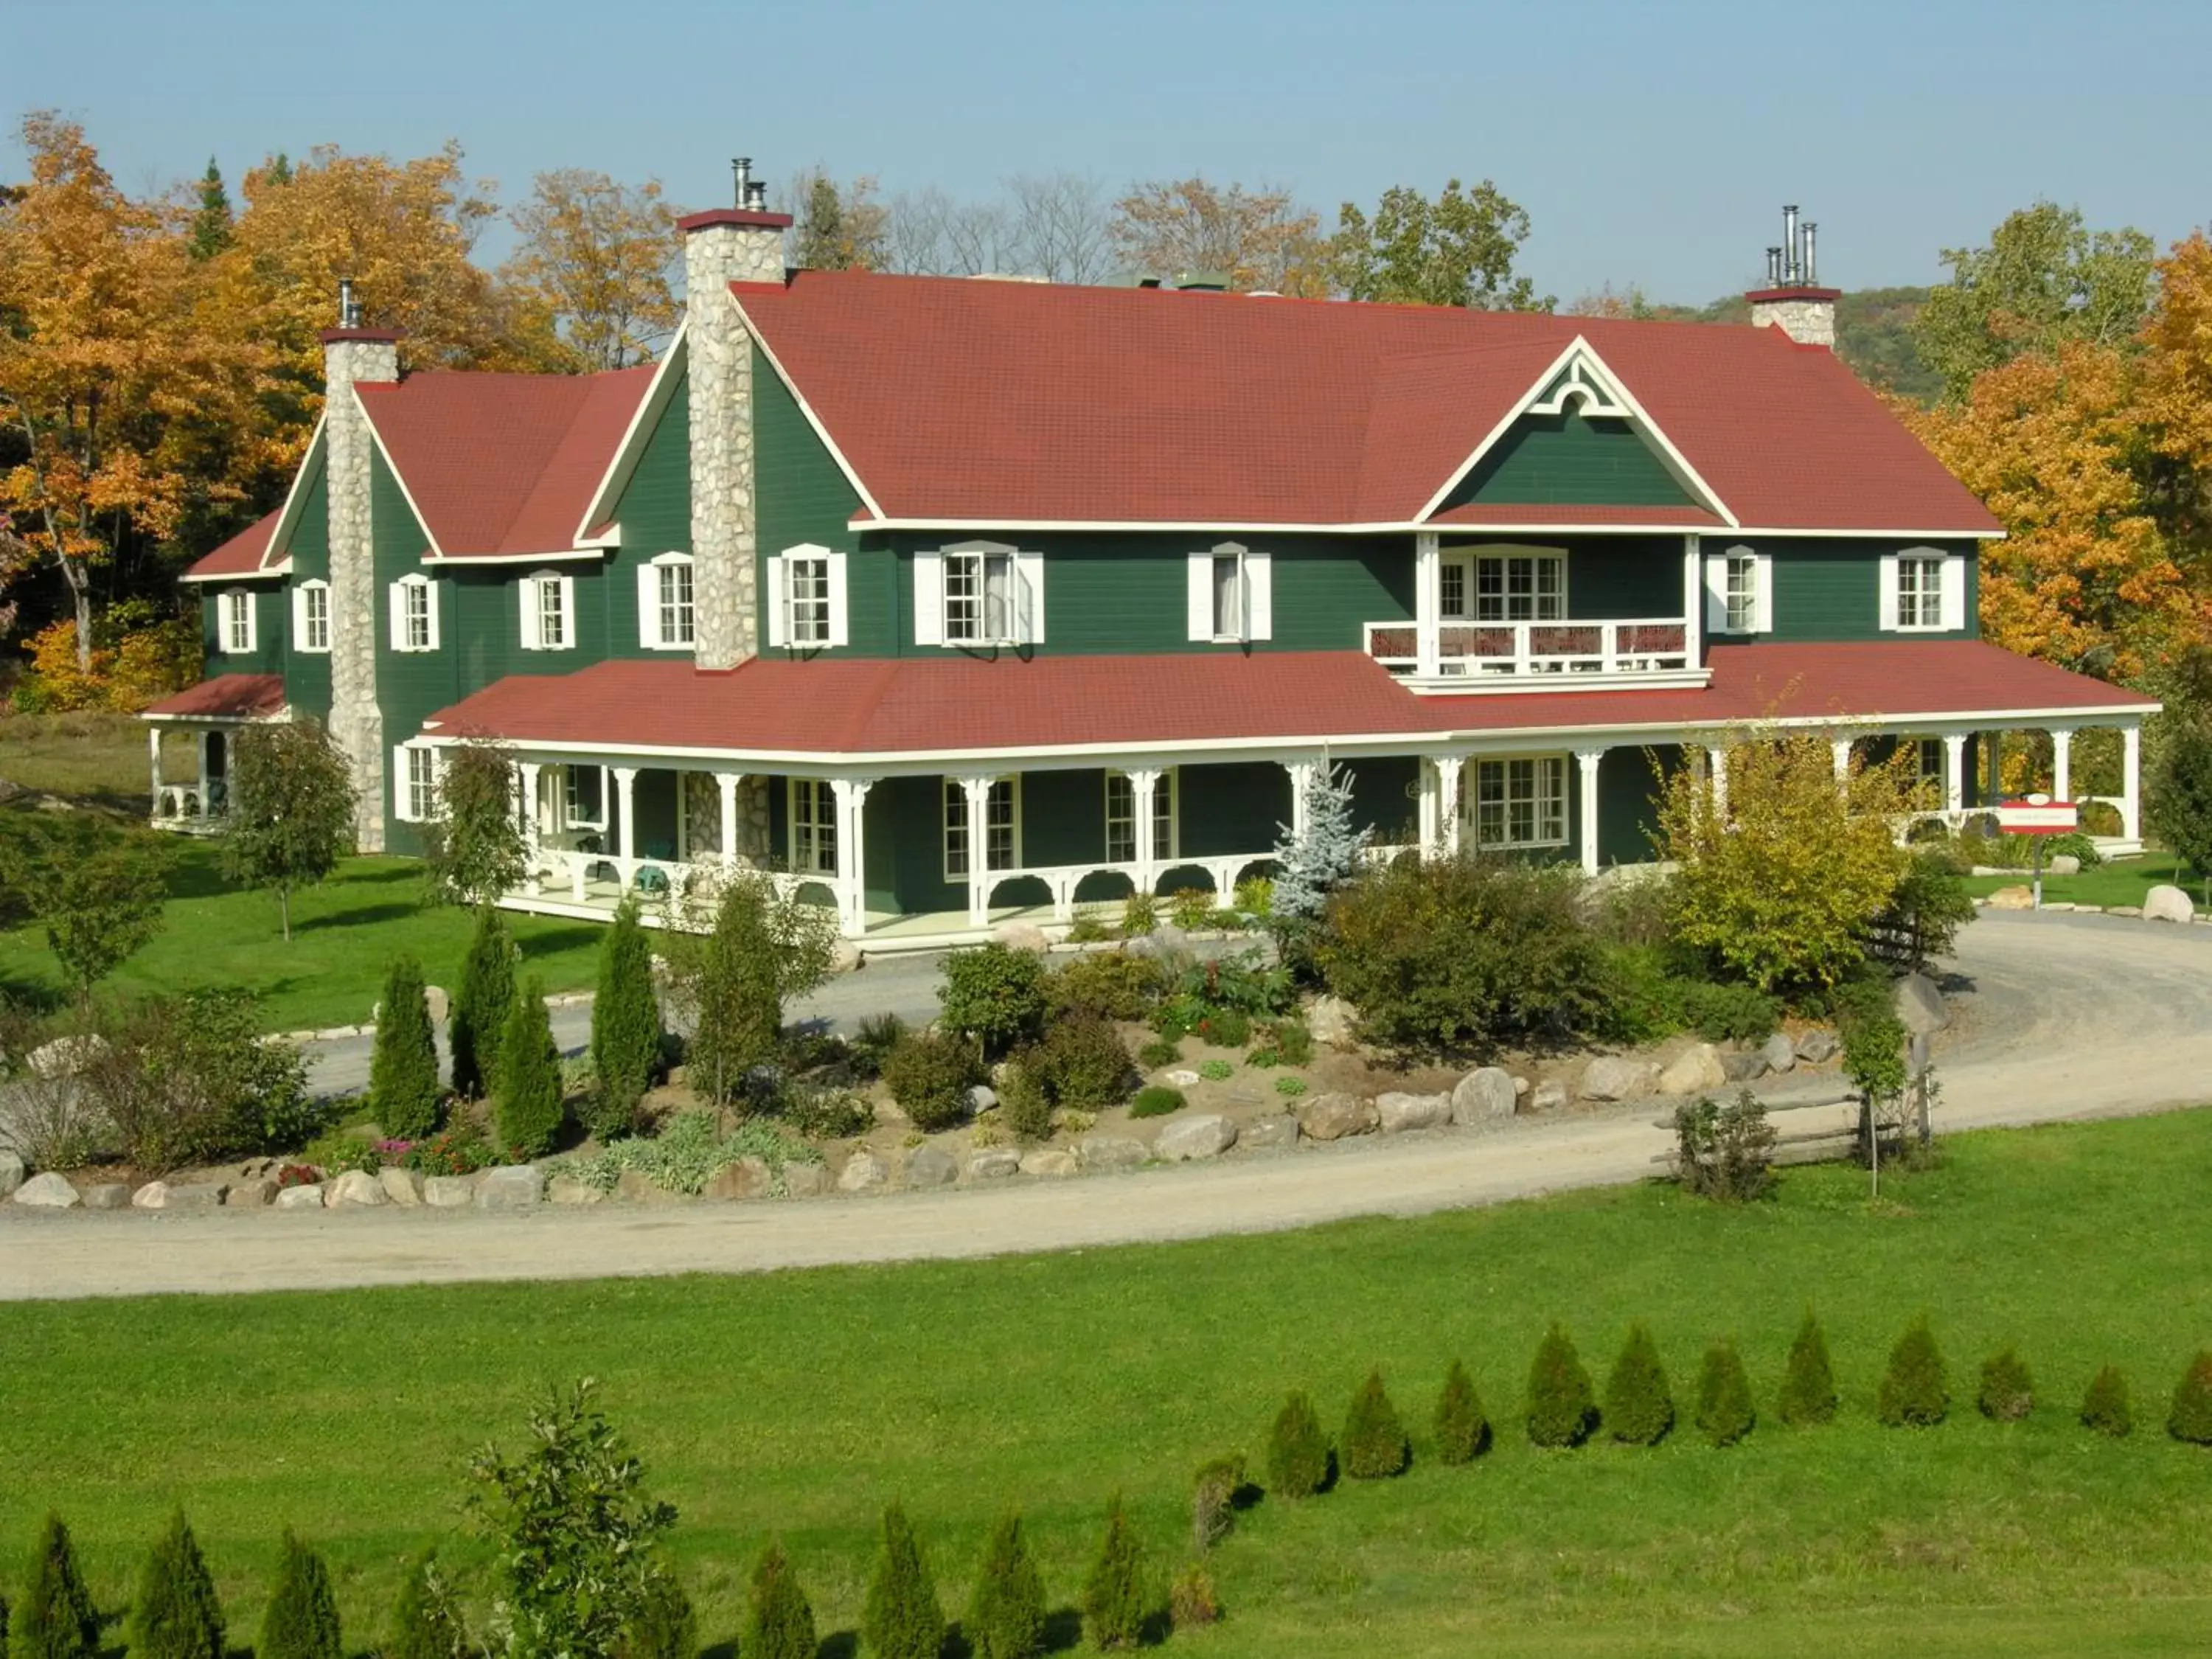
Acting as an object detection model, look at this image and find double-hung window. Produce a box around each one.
[917,542,1043,647]
[1897,556,1943,628]
[521,571,572,651]
[1186,543,1273,641]
[1104,770,1177,864]
[789,778,838,875]
[220,588,255,655]
[396,744,439,823]
[947,546,1015,644]
[943,777,1018,880]
[389,574,439,653]
[1472,756,1568,850]
[293,580,330,653]
[1438,549,1566,622]
[563,765,606,831]
[1703,546,1772,636]
[767,545,846,649]
[1882,547,1963,633]
[639,554,695,650]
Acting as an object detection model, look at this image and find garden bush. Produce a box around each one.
[1065,911,1116,944]
[1197,1058,1234,1082]
[1266,1390,1331,1498]
[849,1012,907,1077]
[1837,971,1910,1109]
[258,1531,340,1659]
[742,1545,815,1659]
[1434,1360,1491,1464]
[1137,1037,1180,1069]
[881,1032,982,1132]
[370,955,442,1140]
[1194,1006,1251,1047]
[1262,1015,1314,1065]
[1080,1497,1148,1652]
[401,1122,495,1178]
[1234,874,1274,917]
[1865,846,1977,972]
[1030,1012,1134,1109]
[15,1513,100,1659]
[589,899,662,1140]
[128,1510,224,1659]
[1167,887,1217,932]
[1694,1339,1756,1447]
[779,1085,874,1141]
[1119,893,1157,936]
[1047,950,1165,1022]
[997,1060,1054,1141]
[2082,1365,2133,1437]
[495,977,566,1158]
[82,990,316,1171]
[1130,1085,1185,1119]
[1604,1323,1675,1447]
[451,905,516,1102]
[1168,1565,1220,1631]
[1273,1074,1307,1098]
[1977,1348,2034,1422]
[1527,1324,1599,1448]
[860,1503,943,1659]
[1779,1310,1839,1425]
[1192,1456,1245,1552]
[966,1510,1046,1659]
[1341,1369,1411,1478]
[1878,1318,1950,1427]
[621,1573,695,1659]
[386,1552,464,1659]
[939,943,1048,1057]
[1672,1090,1777,1202]
[2166,1351,2212,1443]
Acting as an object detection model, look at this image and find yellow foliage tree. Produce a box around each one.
[1109,178,1328,296]
[501,169,681,370]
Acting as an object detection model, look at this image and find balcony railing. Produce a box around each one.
[1364,617,1691,678]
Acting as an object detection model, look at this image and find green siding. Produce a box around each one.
[1549,537,1686,620]
[1179,762,1289,860]
[1346,757,1419,844]
[602,374,692,660]
[754,345,871,654]
[370,449,445,853]
[1024,769,1108,868]
[1596,745,1677,868]
[874,776,961,916]
[282,467,333,720]
[1750,538,1981,644]
[1449,413,1694,509]
[201,586,287,678]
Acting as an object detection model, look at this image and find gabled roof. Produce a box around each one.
[183,511,283,581]
[354,366,655,559]
[142,673,289,720]
[731,272,2001,535]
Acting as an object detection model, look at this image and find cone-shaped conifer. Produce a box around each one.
[1079,1497,1147,1652]
[1976,1348,2034,1422]
[386,1551,465,1659]
[1605,1323,1675,1446]
[1340,1368,1411,1478]
[1265,1389,1331,1498]
[2082,1365,2134,1438]
[1694,1340,1756,1447]
[741,1544,815,1659]
[15,1513,100,1659]
[1433,1360,1492,1465]
[257,1531,339,1659]
[622,1571,694,1659]
[127,1510,224,1659]
[1778,1310,1839,1426]
[1527,1324,1598,1448]
[495,975,565,1158]
[451,905,515,1102]
[965,1509,1046,1659]
[1878,1317,1950,1427]
[1190,1458,1244,1554]
[860,1503,944,1659]
[590,898,662,1138]
[2168,1351,2212,1444]
[369,955,441,1138]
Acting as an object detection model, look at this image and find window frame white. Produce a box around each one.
[1185,543,1273,643]
[394,743,440,823]
[766,544,848,650]
[1879,547,1965,634]
[916,541,1043,648]
[291,580,330,654]
[637,552,696,651]
[1104,768,1178,864]
[787,776,839,876]
[943,776,1020,883]
[1441,546,1568,622]
[389,573,439,653]
[1471,754,1571,851]
[1703,545,1773,636]
[521,569,575,653]
[219,587,257,655]
[561,764,607,832]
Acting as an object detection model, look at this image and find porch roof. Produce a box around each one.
[420,641,2153,762]
[142,673,288,721]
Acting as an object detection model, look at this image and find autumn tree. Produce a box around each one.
[1109,178,1326,294]
[501,169,681,370]
[790,172,889,272]
[1329,178,1552,311]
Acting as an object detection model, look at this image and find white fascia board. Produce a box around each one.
[572,329,687,543]
[428,549,609,566]
[178,560,292,585]
[855,516,1728,537]
[260,414,328,569]
[351,393,447,557]
[140,705,292,726]
[727,293,890,522]
[1727,526,2008,541]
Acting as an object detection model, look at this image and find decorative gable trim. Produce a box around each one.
[260,414,330,569]
[1415,336,1738,529]
[728,291,889,524]
[573,324,692,546]
[349,389,448,559]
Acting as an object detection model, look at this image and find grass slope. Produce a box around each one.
[7,1113,2212,1654]
[1962,852,2202,911]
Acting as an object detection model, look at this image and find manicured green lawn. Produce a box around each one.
[0,841,602,1029]
[1964,851,2205,910]
[7,1113,2212,1655]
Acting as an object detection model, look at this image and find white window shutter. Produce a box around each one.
[1753,555,1775,634]
[1015,550,1045,644]
[424,581,440,651]
[519,578,540,650]
[766,554,787,647]
[827,551,849,647]
[1245,552,1272,641]
[636,563,658,648]
[1877,554,1901,632]
[388,581,406,650]
[1939,556,1966,631]
[1187,553,1212,641]
[291,585,306,646]
[914,549,944,647]
[1703,555,1730,635]
[557,575,575,647]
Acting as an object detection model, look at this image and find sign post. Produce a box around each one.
[1995,795,2080,910]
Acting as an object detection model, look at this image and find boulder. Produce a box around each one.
[476,1165,544,1209]
[1122,925,1189,960]
[782,1162,830,1197]
[546,1175,605,1206]
[1530,1080,1568,1113]
[1892,971,1950,1035]
[1656,1043,1728,1098]
[1579,1057,1656,1102]
[1514,1075,1531,1096]
[378,1166,425,1207]
[1794,1028,1837,1065]
[838,1150,889,1192]
[224,1178,276,1208]
[1759,1032,1798,1075]
[830,938,863,975]
[134,1180,226,1211]
[967,1148,1023,1180]
[1077,1134,1149,1172]
[1164,1068,1202,1088]
[1240,1113,1300,1150]
[2144,884,2197,925]
[1985,884,2035,911]
[1375,1091,1453,1133]
[1155,1113,1237,1160]
[27,1033,108,1079]
[991,921,1051,953]
[614,1169,678,1204]
[703,1157,771,1201]
[83,1181,132,1210]
[274,1183,326,1210]
[1296,1092,1375,1142]
[422,1175,477,1208]
[424,984,451,1024]
[1306,995,1359,1050]
[0,1150,24,1197]
[1019,1148,1079,1178]
[2048,854,2082,877]
[1450,1067,1517,1124]
[903,1147,959,1189]
[1719,1049,1769,1084]
[966,1084,998,1114]
[13,1171,80,1208]
[324,1169,388,1208]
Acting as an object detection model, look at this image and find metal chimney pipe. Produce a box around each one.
[745,178,768,211]
[338,276,358,329]
[731,156,752,207]
[1803,221,1818,284]
[1781,206,1800,282]
[1766,246,1781,285]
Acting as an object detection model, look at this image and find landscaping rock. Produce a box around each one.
[1123,925,1189,960]
[1375,1091,1452,1133]
[703,1157,771,1201]
[27,1034,108,1079]
[2048,854,2081,876]
[1794,1029,1837,1065]
[546,1175,604,1206]
[838,1150,889,1192]
[1019,1148,1079,1178]
[1579,1057,1656,1102]
[1759,1032,1798,1075]
[830,938,863,974]
[1164,1068,1202,1088]
[1450,1067,1517,1124]
[903,1147,959,1188]
[1530,1080,1568,1113]
[1720,1049,1768,1083]
[967,1148,1023,1180]
[991,922,1051,953]
[1514,1075,1531,1096]
[424,984,450,1024]
[1985,884,2035,911]
[378,1166,425,1207]
[0,1151,23,1197]
[324,1169,388,1208]
[1077,1133,1149,1172]
[966,1084,998,1114]
[14,1172,79,1208]
[2144,884,2197,925]
[422,1175,476,1208]
[274,1183,326,1210]
[1893,971,1951,1034]
[225,1178,276,1208]
[134,1180,226,1211]
[1156,1113,1237,1160]
[83,1182,132,1210]
[1296,1092,1376,1141]
[1307,995,1359,1049]
[1240,1113,1300,1150]
[476,1166,544,1209]
[1656,1043,1728,1097]
[782,1162,830,1197]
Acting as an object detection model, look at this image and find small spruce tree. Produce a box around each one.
[741,1544,816,1659]
[1341,1368,1411,1478]
[1605,1323,1675,1447]
[127,1510,224,1659]
[15,1513,100,1659]
[1527,1324,1599,1448]
[386,1551,465,1659]
[1079,1497,1147,1652]
[1877,1317,1950,1427]
[258,1531,340,1659]
[590,898,663,1138]
[495,975,566,1158]
[450,905,516,1101]
[1976,1348,2035,1422]
[1778,1309,1839,1426]
[1267,759,1371,967]
[1694,1340,1756,1447]
[1433,1360,1492,1465]
[622,1572,695,1659]
[369,954,442,1139]
[860,1503,944,1659]
[2167,1351,2212,1444]
[2082,1365,2134,1438]
[965,1509,1046,1659]
[1266,1389,1332,1498]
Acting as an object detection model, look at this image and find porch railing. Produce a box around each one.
[1364,617,1691,678]
[151,782,228,827]
[529,848,830,911]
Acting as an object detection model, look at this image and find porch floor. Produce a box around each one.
[500,883,1068,956]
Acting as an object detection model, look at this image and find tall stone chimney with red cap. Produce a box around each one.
[1745,204,1839,348]
[678,157,793,672]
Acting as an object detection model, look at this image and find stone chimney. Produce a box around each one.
[1745,204,1839,349]
[320,279,402,851]
[679,157,793,672]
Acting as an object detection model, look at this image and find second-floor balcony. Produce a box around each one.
[1364,616,1698,684]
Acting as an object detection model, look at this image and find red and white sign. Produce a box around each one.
[1996,799,2080,835]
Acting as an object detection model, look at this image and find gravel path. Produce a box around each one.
[5,911,2206,1302]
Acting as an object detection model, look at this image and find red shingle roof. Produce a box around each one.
[143,674,288,720]
[420,641,2145,761]
[732,273,2002,534]
[355,366,653,557]
[184,511,282,580]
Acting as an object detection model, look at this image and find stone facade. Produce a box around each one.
[1750,293,1837,349]
[682,771,772,861]
[682,215,787,673]
[322,331,400,851]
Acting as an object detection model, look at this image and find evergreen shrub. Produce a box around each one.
[128,1511,224,1659]
[258,1531,340,1659]
[881,1032,982,1132]
[1031,1012,1134,1108]
[1878,1318,1950,1427]
[589,898,662,1139]
[939,944,1048,1057]
[997,1059,1054,1142]
[370,955,442,1139]
[1341,1369,1411,1478]
[1434,1360,1492,1464]
[495,976,566,1158]
[1194,1007,1251,1047]
[742,1544,815,1659]
[15,1513,100,1659]
[1168,1564,1220,1630]
[965,1510,1046,1659]
[1047,951,1165,1022]
[1080,1498,1148,1652]
[386,1552,465,1659]
[1266,1390,1332,1498]
[1137,1037,1180,1069]
[1605,1323,1675,1447]
[450,905,515,1102]
[2167,1351,2212,1444]
[1527,1324,1599,1448]
[1778,1310,1839,1426]
[1130,1085,1185,1119]
[2082,1365,2133,1438]
[860,1503,943,1659]
[1694,1340,1756,1447]
[620,1573,694,1659]
[1976,1348,2035,1422]
[1192,1457,1245,1553]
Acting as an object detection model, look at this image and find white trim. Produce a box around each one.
[726,296,891,523]
[292,579,331,654]
[765,550,788,648]
[827,549,849,647]
[1704,545,1770,636]
[942,773,1021,883]
[936,539,1025,648]
[850,516,2008,540]
[179,561,290,585]
[429,549,608,566]
[640,552,696,651]
[1014,548,1044,645]
[259,413,327,571]
[351,392,448,558]
[389,573,439,653]
[1468,753,1571,851]
[786,775,839,877]
[394,742,441,823]
[1186,552,1214,642]
[573,325,692,545]
[1245,549,1271,641]
[521,569,574,652]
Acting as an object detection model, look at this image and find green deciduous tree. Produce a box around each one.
[860,1502,943,1659]
[2151,707,2212,904]
[421,740,526,907]
[1079,1498,1147,1652]
[938,942,1048,1058]
[127,1511,224,1659]
[1694,1340,1756,1447]
[451,904,517,1102]
[1340,1368,1411,1478]
[1433,1359,1491,1465]
[495,975,565,1158]
[791,172,891,272]
[672,874,836,1106]
[1265,1389,1331,1498]
[13,1514,100,1659]
[370,954,442,1140]
[222,718,356,940]
[1778,1310,1839,1426]
[740,1544,815,1659]
[386,1552,467,1659]
[7,819,170,1006]
[257,1531,340,1659]
[1878,1318,1950,1428]
[589,897,661,1138]
[1329,178,1552,311]
[1526,1324,1598,1449]
[1604,1323,1675,1447]
[965,1509,1046,1659]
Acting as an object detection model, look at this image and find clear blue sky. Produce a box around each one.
[7,0,2208,302]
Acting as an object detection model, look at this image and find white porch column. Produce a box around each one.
[1414,531,1441,677]
[1705,745,1728,821]
[2121,722,2142,841]
[832,776,876,939]
[1831,737,1853,782]
[1435,754,1464,855]
[2051,728,2074,804]
[195,730,210,816]
[611,766,639,872]
[1128,768,1161,897]
[1681,533,1703,664]
[716,771,740,869]
[517,762,543,894]
[960,774,995,927]
[1282,758,1317,838]
[148,726,164,818]
[1575,748,1605,875]
[1942,732,1966,815]
[1416,759,1440,852]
